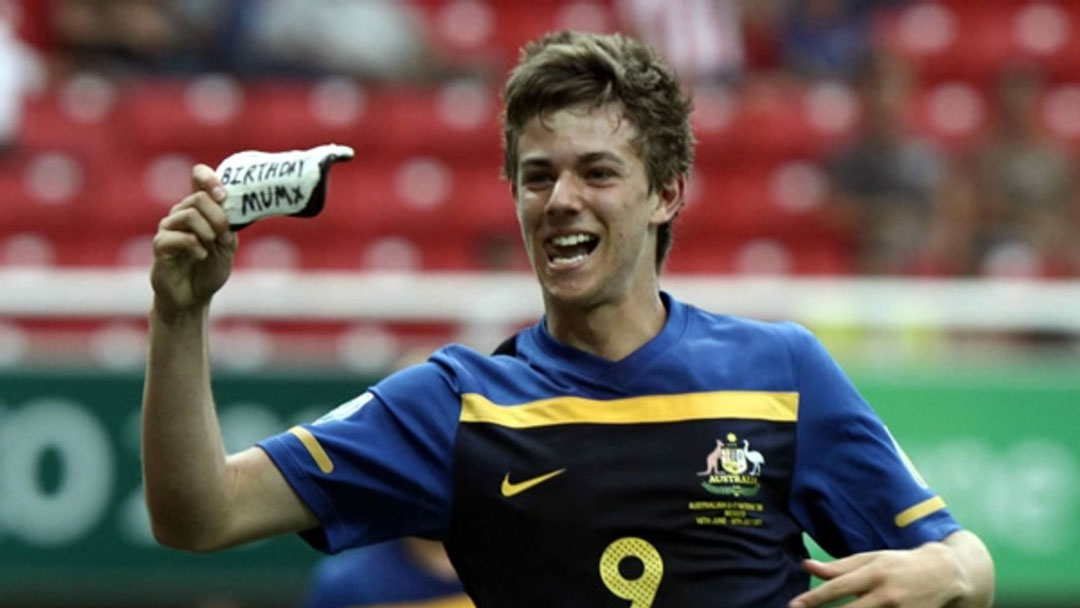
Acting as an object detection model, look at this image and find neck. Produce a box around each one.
[544,285,667,361]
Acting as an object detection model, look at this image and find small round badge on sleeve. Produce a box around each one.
[215,143,355,230]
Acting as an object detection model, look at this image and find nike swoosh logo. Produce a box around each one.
[500,468,566,497]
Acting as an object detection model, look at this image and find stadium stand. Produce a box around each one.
[3,0,1076,273]
[1,0,1078,370]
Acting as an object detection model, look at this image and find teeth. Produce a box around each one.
[553,252,589,264]
[551,234,593,246]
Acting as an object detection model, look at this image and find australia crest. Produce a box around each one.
[697,433,766,496]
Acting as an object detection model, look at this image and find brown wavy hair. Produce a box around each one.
[502,30,695,271]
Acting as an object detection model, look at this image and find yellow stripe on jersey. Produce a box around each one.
[894,496,947,528]
[368,594,475,608]
[460,391,798,428]
[289,426,334,474]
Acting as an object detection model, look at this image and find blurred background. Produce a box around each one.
[0,0,1077,606]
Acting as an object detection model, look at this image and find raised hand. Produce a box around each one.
[150,164,238,319]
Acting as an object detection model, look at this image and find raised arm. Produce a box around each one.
[142,165,318,552]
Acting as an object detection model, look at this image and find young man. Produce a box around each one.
[143,31,994,607]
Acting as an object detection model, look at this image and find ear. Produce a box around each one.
[650,174,686,225]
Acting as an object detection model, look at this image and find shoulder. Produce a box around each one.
[681,301,814,354]
[373,343,487,388]
[373,341,532,399]
[434,342,525,379]
[670,300,824,390]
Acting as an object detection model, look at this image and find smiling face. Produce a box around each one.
[514,103,682,311]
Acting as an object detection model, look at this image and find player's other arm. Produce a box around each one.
[786,321,994,607]
[142,165,318,553]
[790,529,993,608]
[943,529,995,607]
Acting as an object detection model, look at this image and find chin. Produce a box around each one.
[540,276,608,310]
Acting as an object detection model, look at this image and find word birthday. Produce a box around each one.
[220,159,307,186]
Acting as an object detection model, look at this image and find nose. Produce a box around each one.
[545,172,582,217]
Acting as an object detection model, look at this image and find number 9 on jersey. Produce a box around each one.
[599,537,664,607]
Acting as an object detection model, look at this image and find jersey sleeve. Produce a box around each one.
[783,323,961,556]
[257,355,461,553]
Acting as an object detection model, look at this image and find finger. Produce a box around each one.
[789,570,874,608]
[186,191,231,235]
[171,190,220,214]
[803,551,882,579]
[169,192,230,238]
[802,559,844,581]
[823,593,887,608]
[160,207,219,246]
[153,229,209,261]
[191,163,227,203]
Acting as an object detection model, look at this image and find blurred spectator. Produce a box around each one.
[616,0,745,83]
[303,538,473,608]
[50,0,202,75]
[826,51,950,274]
[0,0,45,152]
[971,66,1079,277]
[216,0,458,81]
[739,0,785,72]
[46,0,470,82]
[780,0,903,81]
[9,0,53,51]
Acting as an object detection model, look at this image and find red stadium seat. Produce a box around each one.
[319,157,454,235]
[1041,84,1080,146]
[370,83,503,162]
[881,1,1080,86]
[681,160,833,239]
[18,74,118,157]
[93,150,194,234]
[242,79,378,157]
[0,149,99,238]
[666,234,852,276]
[417,0,617,72]
[277,230,479,271]
[117,76,254,159]
[694,80,833,166]
[665,238,739,274]
[910,82,989,153]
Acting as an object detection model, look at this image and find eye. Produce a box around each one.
[585,167,618,183]
[521,172,554,189]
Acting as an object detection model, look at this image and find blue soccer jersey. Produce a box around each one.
[259,292,960,607]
